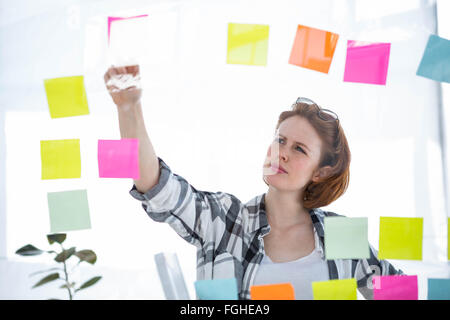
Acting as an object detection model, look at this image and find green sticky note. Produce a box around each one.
[227,23,269,66]
[44,76,89,118]
[378,217,423,260]
[41,139,81,179]
[324,217,370,260]
[312,279,357,300]
[48,190,91,233]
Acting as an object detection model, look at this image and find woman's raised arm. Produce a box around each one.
[104,65,160,193]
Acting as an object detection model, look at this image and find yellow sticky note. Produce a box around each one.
[378,217,423,260]
[312,279,357,300]
[44,76,89,118]
[227,23,269,66]
[41,139,81,179]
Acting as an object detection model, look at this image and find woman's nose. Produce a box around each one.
[268,143,288,161]
[277,144,288,161]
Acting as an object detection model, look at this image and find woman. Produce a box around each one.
[104,65,403,300]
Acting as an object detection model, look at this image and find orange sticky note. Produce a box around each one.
[250,283,295,300]
[288,25,339,74]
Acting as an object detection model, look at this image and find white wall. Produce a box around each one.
[1,0,449,299]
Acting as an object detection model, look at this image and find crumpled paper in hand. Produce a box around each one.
[107,73,141,92]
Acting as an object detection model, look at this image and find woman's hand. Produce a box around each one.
[104,65,142,109]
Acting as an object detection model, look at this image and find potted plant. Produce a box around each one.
[15,233,102,300]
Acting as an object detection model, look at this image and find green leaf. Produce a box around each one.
[47,233,67,245]
[75,276,102,292]
[29,267,63,277]
[74,250,97,264]
[15,244,44,256]
[54,247,76,263]
[32,273,60,288]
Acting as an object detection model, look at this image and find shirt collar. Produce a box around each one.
[246,193,327,256]
[245,193,270,235]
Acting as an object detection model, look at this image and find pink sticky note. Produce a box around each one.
[343,40,391,85]
[98,139,139,179]
[373,275,418,300]
[108,15,148,44]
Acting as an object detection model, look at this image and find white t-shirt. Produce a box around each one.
[253,228,329,300]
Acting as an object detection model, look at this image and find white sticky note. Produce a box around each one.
[108,16,150,67]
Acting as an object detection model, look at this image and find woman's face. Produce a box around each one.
[263,116,324,192]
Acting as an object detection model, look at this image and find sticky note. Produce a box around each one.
[44,76,89,119]
[41,139,81,179]
[343,40,391,85]
[373,275,418,300]
[312,279,357,300]
[227,23,269,66]
[108,15,150,67]
[194,278,238,300]
[324,217,369,260]
[98,139,139,179]
[108,15,148,44]
[378,217,423,260]
[427,278,450,300]
[48,190,91,233]
[250,283,295,300]
[416,34,450,83]
[288,25,339,73]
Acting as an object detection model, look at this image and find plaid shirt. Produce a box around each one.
[130,157,404,300]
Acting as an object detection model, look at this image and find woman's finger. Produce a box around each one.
[104,71,110,84]
[125,85,139,91]
[104,66,119,83]
[109,67,119,76]
[106,84,120,92]
[126,65,140,76]
[115,66,127,74]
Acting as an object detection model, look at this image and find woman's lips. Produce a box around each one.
[270,165,287,174]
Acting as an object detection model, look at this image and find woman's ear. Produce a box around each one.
[312,166,333,182]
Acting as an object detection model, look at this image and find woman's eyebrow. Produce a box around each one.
[278,134,310,152]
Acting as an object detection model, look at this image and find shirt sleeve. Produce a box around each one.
[354,244,405,300]
[129,157,241,249]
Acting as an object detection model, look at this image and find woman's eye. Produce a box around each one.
[296,146,305,153]
[277,138,305,154]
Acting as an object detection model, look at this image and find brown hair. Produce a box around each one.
[265,100,351,209]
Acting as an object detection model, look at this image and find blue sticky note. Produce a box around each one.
[194,278,238,300]
[427,278,450,300]
[416,34,450,83]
